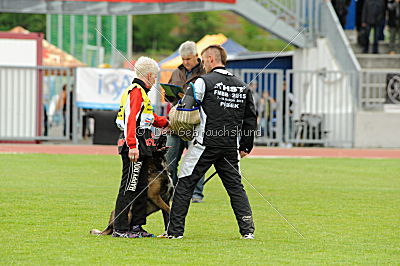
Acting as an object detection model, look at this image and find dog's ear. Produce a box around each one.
[155,134,167,149]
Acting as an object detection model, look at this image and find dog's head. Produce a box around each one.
[150,134,170,170]
[153,134,170,156]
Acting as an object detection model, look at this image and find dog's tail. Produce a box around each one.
[90,210,115,236]
[90,229,103,235]
[90,227,113,235]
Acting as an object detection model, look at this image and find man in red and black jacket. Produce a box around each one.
[113,56,168,238]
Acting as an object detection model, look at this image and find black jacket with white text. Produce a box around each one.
[193,67,257,153]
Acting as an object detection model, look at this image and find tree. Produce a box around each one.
[0,13,45,33]
[0,11,291,54]
[225,15,291,51]
[132,14,179,53]
[182,12,221,41]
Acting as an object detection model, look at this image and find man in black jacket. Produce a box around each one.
[356,0,366,32]
[166,45,257,240]
[332,0,351,28]
[362,0,387,53]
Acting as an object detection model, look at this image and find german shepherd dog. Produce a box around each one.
[90,135,173,235]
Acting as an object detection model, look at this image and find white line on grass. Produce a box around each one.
[0,152,28,154]
[247,155,320,159]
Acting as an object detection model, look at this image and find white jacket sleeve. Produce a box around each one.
[193,78,206,103]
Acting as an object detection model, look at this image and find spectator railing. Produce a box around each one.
[359,69,400,109]
[285,70,357,148]
[256,0,322,43]
[0,66,359,147]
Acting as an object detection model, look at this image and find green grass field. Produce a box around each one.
[0,154,399,264]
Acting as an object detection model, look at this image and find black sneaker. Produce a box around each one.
[112,230,141,238]
[131,225,155,238]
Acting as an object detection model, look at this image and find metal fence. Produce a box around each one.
[256,0,322,42]
[256,0,323,37]
[359,70,400,109]
[0,65,78,142]
[230,69,357,147]
[256,0,299,28]
[230,69,284,146]
[1,66,358,147]
[285,70,357,148]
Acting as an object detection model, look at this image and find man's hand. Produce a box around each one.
[240,151,248,158]
[129,148,139,162]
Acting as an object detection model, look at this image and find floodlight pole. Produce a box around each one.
[127,15,132,63]
[46,14,51,42]
[111,15,117,67]
[58,14,63,50]
[96,15,102,66]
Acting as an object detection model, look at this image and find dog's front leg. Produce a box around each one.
[148,182,171,213]
[161,209,170,231]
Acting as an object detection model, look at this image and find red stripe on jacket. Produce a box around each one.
[126,88,142,149]
[126,88,168,149]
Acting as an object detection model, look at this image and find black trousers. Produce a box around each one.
[363,24,381,54]
[114,150,149,232]
[167,144,255,236]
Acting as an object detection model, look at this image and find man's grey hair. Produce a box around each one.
[134,56,160,80]
[179,41,197,57]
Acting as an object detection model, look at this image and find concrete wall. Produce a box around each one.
[355,111,400,148]
[293,38,340,72]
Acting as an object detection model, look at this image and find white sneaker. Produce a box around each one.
[168,235,184,239]
[241,233,255,239]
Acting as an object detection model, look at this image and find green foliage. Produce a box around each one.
[0,13,45,33]
[0,154,399,264]
[132,14,180,53]
[131,12,222,53]
[181,12,221,42]
[0,11,292,54]
[131,11,229,54]
[224,14,293,51]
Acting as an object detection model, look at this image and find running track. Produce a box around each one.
[1,144,400,159]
